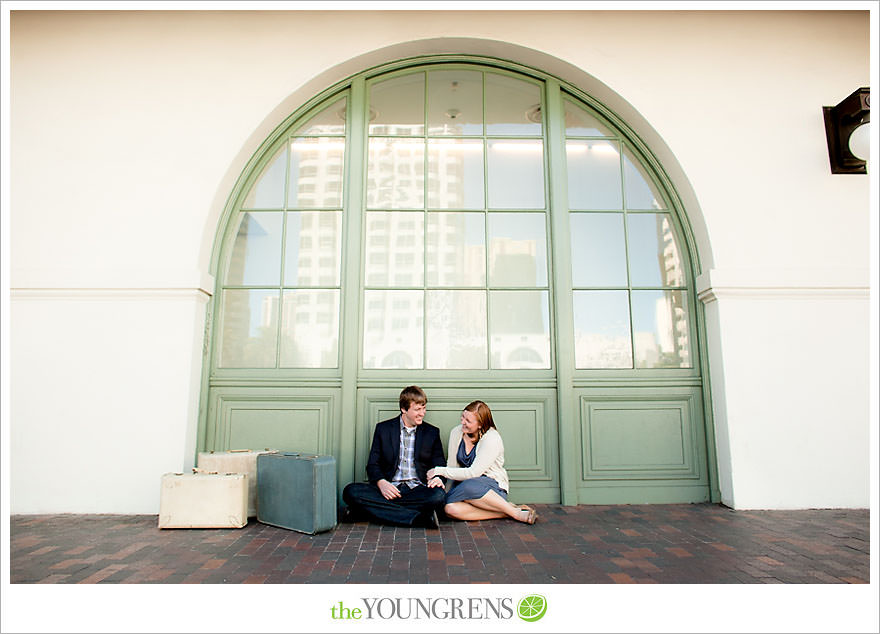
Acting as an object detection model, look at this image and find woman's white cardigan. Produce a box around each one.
[432,427,510,493]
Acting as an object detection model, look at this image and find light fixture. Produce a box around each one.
[823,87,870,174]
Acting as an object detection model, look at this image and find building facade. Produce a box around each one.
[8,9,872,513]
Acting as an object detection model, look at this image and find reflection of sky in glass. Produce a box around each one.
[244,147,286,209]
[566,141,622,210]
[570,213,627,287]
[228,213,282,286]
[623,148,665,210]
[572,290,632,368]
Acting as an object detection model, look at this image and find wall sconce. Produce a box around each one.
[823,87,870,174]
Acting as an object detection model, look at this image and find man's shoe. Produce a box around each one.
[414,510,439,529]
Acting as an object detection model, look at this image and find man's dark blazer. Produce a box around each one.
[366,416,447,485]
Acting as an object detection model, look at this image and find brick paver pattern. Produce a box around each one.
[10,504,869,584]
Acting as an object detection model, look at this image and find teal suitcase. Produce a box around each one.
[256,452,337,534]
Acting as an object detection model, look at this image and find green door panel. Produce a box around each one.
[575,386,710,503]
[206,386,339,456]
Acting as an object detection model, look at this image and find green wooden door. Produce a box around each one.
[198,57,717,506]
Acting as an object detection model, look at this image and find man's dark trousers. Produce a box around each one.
[342,482,445,527]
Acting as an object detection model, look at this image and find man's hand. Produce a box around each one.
[377,479,401,500]
[427,476,444,488]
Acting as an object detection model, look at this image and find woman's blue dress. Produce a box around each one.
[444,437,508,503]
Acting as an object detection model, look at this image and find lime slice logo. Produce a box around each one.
[517,594,547,622]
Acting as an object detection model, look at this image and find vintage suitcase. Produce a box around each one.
[158,472,248,529]
[197,449,277,517]
[256,452,337,534]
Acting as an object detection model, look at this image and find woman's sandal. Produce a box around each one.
[517,505,538,525]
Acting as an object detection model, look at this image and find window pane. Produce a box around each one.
[573,290,633,369]
[293,96,346,136]
[488,213,547,287]
[624,146,667,210]
[426,290,487,369]
[566,140,622,210]
[427,139,485,209]
[485,73,542,136]
[627,213,685,287]
[369,72,425,136]
[288,138,344,209]
[225,212,282,286]
[284,211,341,287]
[487,139,545,209]
[280,290,339,367]
[218,289,279,368]
[364,212,424,287]
[632,290,691,368]
[363,290,424,369]
[570,213,628,287]
[367,138,425,209]
[427,70,483,136]
[426,212,485,287]
[243,145,286,209]
[489,290,550,369]
[564,98,614,137]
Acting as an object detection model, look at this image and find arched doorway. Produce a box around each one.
[200,56,717,505]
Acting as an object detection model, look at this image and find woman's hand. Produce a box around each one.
[427,468,436,480]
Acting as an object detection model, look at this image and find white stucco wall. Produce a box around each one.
[8,9,872,512]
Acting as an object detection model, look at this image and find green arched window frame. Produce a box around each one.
[206,57,704,386]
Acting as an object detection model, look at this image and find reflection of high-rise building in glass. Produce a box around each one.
[653,215,689,367]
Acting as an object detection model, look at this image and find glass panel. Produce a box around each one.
[426,290,488,369]
[572,291,633,369]
[362,290,424,369]
[243,145,287,209]
[288,138,345,209]
[218,289,279,368]
[631,290,691,368]
[225,212,282,286]
[366,138,425,209]
[293,96,346,136]
[368,72,425,136]
[284,211,341,287]
[564,98,614,137]
[566,140,622,210]
[485,73,542,136]
[280,290,339,367]
[623,146,666,210]
[487,139,545,209]
[489,290,550,369]
[427,70,483,136]
[627,213,685,287]
[426,212,485,287]
[570,213,628,287]
[364,212,424,287]
[488,213,547,287]
[427,139,485,209]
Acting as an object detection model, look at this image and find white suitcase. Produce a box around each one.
[197,449,277,517]
[158,472,248,529]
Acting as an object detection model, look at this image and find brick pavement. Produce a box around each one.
[9,504,869,584]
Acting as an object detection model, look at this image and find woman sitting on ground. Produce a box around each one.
[427,400,537,524]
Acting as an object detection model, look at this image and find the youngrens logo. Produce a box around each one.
[329,594,547,622]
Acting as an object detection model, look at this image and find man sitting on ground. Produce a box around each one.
[342,385,447,528]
